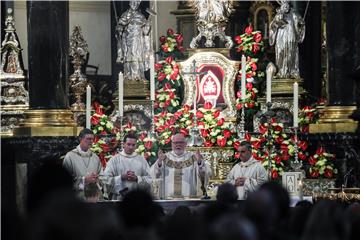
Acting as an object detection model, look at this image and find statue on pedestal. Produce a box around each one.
[116,0,152,81]
[190,0,234,49]
[269,0,305,78]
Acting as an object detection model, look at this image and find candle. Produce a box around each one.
[298,179,303,200]
[266,66,272,103]
[118,72,124,117]
[293,82,299,127]
[86,85,91,129]
[241,55,246,101]
[150,54,155,101]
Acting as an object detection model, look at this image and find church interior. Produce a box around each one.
[1,1,360,240]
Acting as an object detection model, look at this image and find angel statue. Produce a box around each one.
[190,0,234,49]
[269,0,305,78]
[116,0,152,81]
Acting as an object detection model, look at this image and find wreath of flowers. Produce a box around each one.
[155,57,181,87]
[158,28,185,59]
[308,147,337,178]
[234,25,264,56]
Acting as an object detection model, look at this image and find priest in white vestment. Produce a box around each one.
[63,128,103,199]
[151,133,212,199]
[227,141,268,200]
[104,133,152,200]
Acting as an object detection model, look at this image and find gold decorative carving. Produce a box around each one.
[271,78,305,96]
[123,80,150,98]
[250,0,274,39]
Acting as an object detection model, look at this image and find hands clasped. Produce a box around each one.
[84,172,99,184]
[121,171,138,182]
[235,177,246,187]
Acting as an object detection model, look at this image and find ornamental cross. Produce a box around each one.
[181,60,208,81]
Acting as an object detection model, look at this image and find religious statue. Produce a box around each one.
[190,0,234,49]
[116,0,152,81]
[269,0,305,78]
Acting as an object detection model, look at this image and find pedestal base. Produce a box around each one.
[0,104,28,137]
[272,78,305,95]
[123,80,150,98]
[13,109,81,136]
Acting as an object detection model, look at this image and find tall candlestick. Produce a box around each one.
[293,82,299,127]
[150,54,155,101]
[193,89,197,113]
[241,55,246,101]
[118,72,124,117]
[86,85,91,129]
[266,66,272,103]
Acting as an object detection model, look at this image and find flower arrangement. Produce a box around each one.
[158,28,185,59]
[308,147,337,178]
[196,102,237,147]
[249,118,308,179]
[235,82,259,111]
[155,57,181,88]
[136,131,158,165]
[90,102,120,167]
[299,105,319,133]
[234,25,264,56]
[154,83,181,114]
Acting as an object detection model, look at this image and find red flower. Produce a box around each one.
[274,155,282,164]
[223,129,232,138]
[233,140,240,150]
[165,56,173,64]
[204,101,213,109]
[200,129,209,137]
[234,35,242,44]
[197,121,205,128]
[282,154,290,161]
[316,147,325,155]
[217,118,225,126]
[164,83,172,90]
[217,137,227,147]
[245,133,251,142]
[213,110,221,118]
[91,115,100,125]
[324,168,334,178]
[247,102,255,108]
[157,72,166,81]
[250,62,257,71]
[100,143,110,153]
[298,141,308,151]
[246,82,253,90]
[180,128,189,136]
[175,34,183,43]
[274,125,283,132]
[252,141,261,149]
[144,141,153,150]
[310,169,319,178]
[234,152,241,159]
[259,124,267,134]
[159,36,166,43]
[275,136,284,144]
[204,140,213,147]
[308,155,317,165]
[196,111,204,119]
[253,152,265,161]
[139,132,147,141]
[95,106,104,115]
[236,46,243,52]
[184,104,191,112]
[252,43,260,54]
[161,45,169,52]
[155,63,163,71]
[167,28,174,35]
[168,91,175,99]
[253,32,262,43]
[245,25,253,35]
[298,152,307,160]
[178,46,185,52]
[170,72,178,80]
[271,169,279,179]
[236,103,243,110]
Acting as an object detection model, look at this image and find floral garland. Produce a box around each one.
[234,25,264,56]
[158,28,185,59]
[308,147,337,178]
[154,83,181,114]
[136,131,158,165]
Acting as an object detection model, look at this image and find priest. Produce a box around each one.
[63,128,103,199]
[227,141,268,200]
[151,133,212,199]
[104,132,152,200]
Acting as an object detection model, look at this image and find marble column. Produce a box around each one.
[27,1,69,109]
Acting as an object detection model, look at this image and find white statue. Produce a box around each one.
[269,0,305,78]
[116,0,152,81]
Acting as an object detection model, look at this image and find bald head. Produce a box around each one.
[171,133,187,156]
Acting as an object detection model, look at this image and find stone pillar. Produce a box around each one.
[310,1,360,133]
[14,1,79,136]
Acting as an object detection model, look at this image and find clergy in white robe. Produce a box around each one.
[104,133,152,200]
[227,141,268,200]
[150,133,212,199]
[63,129,103,199]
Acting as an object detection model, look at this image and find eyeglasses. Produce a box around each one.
[239,150,248,153]
[172,141,186,144]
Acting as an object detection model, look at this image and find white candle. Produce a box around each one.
[293,82,299,127]
[150,54,155,101]
[118,72,124,117]
[266,68,272,103]
[86,85,91,129]
[241,55,246,101]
